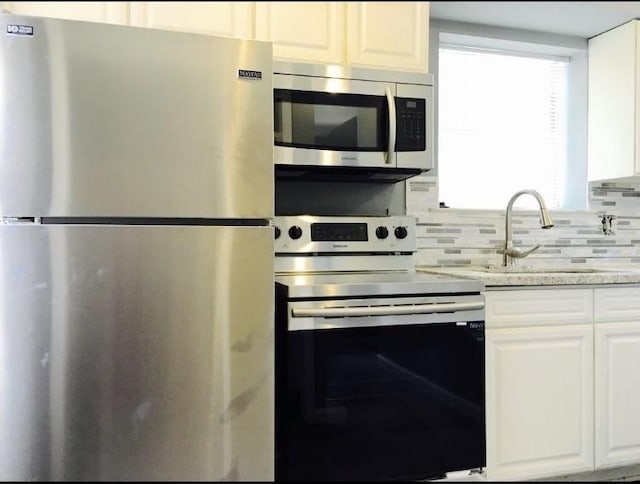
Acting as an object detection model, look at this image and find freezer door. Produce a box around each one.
[0,224,274,481]
[0,14,273,218]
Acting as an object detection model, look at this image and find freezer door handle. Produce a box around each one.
[291,301,485,318]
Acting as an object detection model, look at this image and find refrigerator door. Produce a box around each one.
[0,224,274,481]
[0,14,273,219]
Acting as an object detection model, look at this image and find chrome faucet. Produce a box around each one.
[500,189,554,267]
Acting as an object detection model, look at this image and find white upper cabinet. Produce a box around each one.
[256,1,430,72]
[3,2,430,71]
[588,20,640,181]
[129,1,253,38]
[255,2,345,65]
[346,2,429,72]
[1,2,254,38]
[1,1,128,24]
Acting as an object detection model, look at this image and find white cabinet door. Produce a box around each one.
[346,1,429,73]
[587,19,640,181]
[594,287,640,469]
[129,1,253,38]
[486,324,594,481]
[595,321,640,468]
[2,1,127,24]
[256,1,430,72]
[255,1,345,65]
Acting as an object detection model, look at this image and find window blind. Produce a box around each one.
[438,45,569,210]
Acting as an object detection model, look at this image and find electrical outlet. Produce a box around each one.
[601,214,616,235]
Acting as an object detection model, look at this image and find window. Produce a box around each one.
[432,25,588,210]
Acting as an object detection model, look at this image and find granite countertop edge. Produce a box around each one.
[415,266,640,287]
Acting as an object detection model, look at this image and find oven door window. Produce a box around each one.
[274,89,388,152]
[277,322,485,482]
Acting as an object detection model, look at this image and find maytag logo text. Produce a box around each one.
[238,69,262,80]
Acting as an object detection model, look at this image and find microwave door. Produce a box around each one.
[273,75,396,169]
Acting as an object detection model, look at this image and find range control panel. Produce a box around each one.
[273,215,416,254]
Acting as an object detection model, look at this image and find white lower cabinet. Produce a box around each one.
[486,322,594,480]
[485,288,596,481]
[485,286,640,481]
[594,287,640,469]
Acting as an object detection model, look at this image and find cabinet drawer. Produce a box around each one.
[594,287,640,323]
[486,289,593,328]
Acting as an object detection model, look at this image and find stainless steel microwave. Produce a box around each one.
[273,61,434,182]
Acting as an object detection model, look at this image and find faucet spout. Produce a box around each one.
[502,189,554,267]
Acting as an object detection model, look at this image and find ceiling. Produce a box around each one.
[429,1,640,38]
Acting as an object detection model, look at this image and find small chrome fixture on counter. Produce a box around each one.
[499,189,554,267]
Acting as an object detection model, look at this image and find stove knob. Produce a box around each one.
[375,226,389,239]
[394,226,408,239]
[274,226,281,239]
[288,225,303,240]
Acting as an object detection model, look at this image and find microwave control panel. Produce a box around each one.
[395,97,426,152]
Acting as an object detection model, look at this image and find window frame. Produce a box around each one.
[428,19,589,210]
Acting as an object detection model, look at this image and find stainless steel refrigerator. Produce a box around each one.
[0,13,274,481]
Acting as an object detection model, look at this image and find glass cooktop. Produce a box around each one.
[275,270,483,298]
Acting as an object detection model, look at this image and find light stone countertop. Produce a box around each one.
[415,265,640,287]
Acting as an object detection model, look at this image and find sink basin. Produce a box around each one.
[478,266,612,274]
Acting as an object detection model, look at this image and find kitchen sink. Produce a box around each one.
[478,265,613,274]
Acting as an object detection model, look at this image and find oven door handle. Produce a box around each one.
[291,301,484,318]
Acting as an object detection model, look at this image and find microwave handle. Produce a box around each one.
[385,87,396,165]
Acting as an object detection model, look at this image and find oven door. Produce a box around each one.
[275,296,486,482]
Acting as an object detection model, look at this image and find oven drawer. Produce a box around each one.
[287,294,485,331]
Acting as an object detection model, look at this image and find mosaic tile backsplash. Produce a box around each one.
[406,175,640,268]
